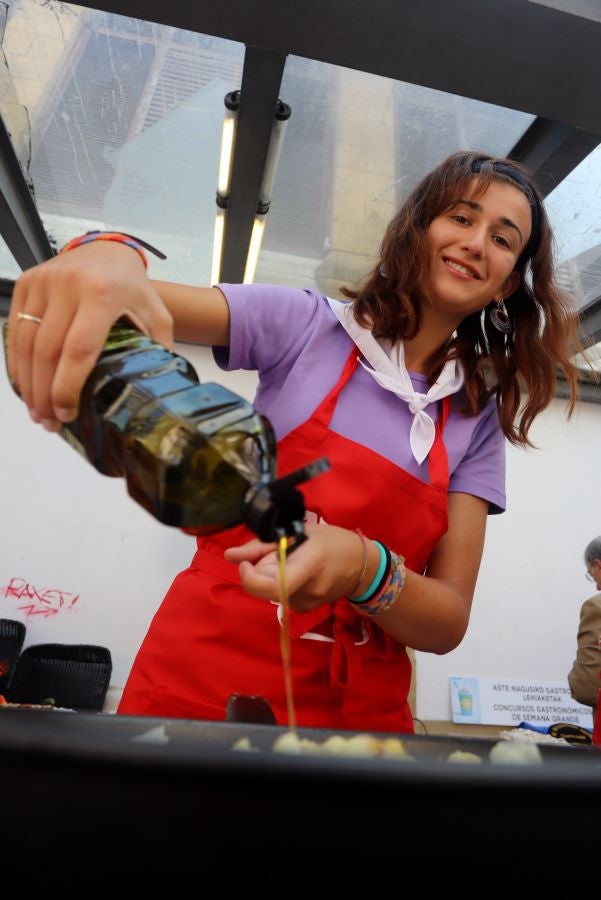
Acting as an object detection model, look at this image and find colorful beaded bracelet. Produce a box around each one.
[60,231,167,269]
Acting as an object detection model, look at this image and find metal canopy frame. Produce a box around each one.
[0,112,53,272]
[2,0,601,335]
[220,47,287,283]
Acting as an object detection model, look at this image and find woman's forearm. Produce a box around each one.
[342,532,471,652]
[366,568,472,653]
[151,280,231,346]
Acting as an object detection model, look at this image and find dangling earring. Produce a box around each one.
[489,296,513,334]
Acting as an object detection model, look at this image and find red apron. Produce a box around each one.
[118,347,451,732]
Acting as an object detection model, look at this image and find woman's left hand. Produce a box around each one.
[224,524,368,613]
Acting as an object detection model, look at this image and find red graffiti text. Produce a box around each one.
[1,578,80,618]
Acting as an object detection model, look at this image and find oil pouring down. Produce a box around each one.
[277,533,296,732]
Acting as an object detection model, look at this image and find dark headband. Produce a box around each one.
[471,159,541,262]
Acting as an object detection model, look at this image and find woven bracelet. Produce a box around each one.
[60,231,167,269]
[357,551,406,617]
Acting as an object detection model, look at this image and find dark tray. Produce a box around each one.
[1,707,600,884]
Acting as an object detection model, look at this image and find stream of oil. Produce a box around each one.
[277,534,297,731]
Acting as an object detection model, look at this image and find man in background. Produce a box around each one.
[568,536,601,732]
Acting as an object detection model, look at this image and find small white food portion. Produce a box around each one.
[340,733,383,757]
[297,737,321,754]
[272,731,305,754]
[130,725,170,745]
[231,736,258,752]
[272,731,321,754]
[380,737,414,760]
[446,750,482,765]
[489,740,543,766]
[319,735,351,756]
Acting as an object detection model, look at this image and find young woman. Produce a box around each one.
[6,151,583,732]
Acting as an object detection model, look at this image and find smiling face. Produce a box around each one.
[424,178,533,328]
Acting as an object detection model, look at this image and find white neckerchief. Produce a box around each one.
[328,298,464,465]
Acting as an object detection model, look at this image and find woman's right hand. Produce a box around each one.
[6,241,174,430]
[225,523,381,614]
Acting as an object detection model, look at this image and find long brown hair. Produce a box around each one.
[342,151,585,446]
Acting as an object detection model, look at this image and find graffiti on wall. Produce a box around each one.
[0,577,80,618]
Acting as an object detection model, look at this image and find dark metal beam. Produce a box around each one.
[578,296,601,347]
[556,295,601,401]
[0,113,53,270]
[556,379,601,404]
[508,119,601,197]
[220,47,286,283]
[565,296,601,388]
[73,0,601,135]
[0,277,13,316]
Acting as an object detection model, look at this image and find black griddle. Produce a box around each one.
[2,708,598,886]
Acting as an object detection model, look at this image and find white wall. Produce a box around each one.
[2,326,600,718]
[415,396,601,719]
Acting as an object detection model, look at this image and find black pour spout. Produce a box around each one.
[242,456,331,547]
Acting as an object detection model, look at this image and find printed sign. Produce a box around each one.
[450,676,593,729]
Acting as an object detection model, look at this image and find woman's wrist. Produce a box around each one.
[346,533,407,616]
[346,529,369,599]
[350,541,389,602]
[355,551,406,616]
[346,532,383,601]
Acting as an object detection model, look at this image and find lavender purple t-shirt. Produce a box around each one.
[214,284,506,514]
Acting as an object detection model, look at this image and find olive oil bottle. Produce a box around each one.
[3,317,328,541]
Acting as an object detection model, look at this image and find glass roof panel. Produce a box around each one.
[1,0,244,284]
[259,56,535,294]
